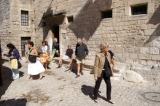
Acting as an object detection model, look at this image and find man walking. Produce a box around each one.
[75,38,89,78]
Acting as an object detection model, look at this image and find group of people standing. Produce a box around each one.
[4,37,115,104]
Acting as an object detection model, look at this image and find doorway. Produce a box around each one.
[21,37,31,57]
[52,26,60,57]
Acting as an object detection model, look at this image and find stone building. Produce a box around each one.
[0,0,160,72]
[0,0,35,56]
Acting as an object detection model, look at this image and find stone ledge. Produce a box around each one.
[53,57,94,69]
[53,57,120,73]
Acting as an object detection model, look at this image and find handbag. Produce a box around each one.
[104,57,112,77]
[28,55,37,63]
[28,48,37,63]
[11,59,18,69]
[18,60,22,69]
[104,68,112,77]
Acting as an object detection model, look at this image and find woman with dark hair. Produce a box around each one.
[28,41,45,80]
[4,43,20,79]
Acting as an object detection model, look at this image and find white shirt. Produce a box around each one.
[41,46,48,53]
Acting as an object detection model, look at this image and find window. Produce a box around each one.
[67,16,73,23]
[131,4,147,15]
[101,10,112,19]
[21,10,29,26]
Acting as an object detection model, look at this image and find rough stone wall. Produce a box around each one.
[34,0,160,70]
[0,0,11,48]
[0,0,35,55]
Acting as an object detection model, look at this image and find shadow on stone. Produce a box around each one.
[0,66,13,99]
[69,0,112,41]
[0,98,27,106]
[81,85,94,100]
[144,5,160,45]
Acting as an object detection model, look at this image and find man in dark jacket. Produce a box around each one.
[75,38,89,78]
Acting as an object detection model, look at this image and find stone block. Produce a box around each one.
[115,62,126,73]
[150,47,159,54]
[126,58,133,64]
[138,54,151,60]
[151,55,160,60]
[148,3,155,13]
[139,47,149,54]
[129,53,138,59]
[144,29,156,36]
[122,70,143,83]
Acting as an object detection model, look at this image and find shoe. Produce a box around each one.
[39,76,44,80]
[107,100,115,104]
[75,75,80,78]
[94,99,98,103]
[57,65,61,68]
[47,66,51,69]
[81,72,84,75]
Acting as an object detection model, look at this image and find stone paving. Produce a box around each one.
[0,58,160,106]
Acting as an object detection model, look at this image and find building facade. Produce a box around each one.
[0,0,160,71]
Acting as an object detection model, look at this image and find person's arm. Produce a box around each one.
[14,49,20,59]
[93,55,99,81]
[108,50,115,70]
[33,48,38,56]
[75,44,77,56]
[84,44,89,59]
[111,58,115,70]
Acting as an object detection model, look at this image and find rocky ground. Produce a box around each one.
[0,58,160,106]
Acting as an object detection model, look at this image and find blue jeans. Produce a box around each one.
[12,69,19,79]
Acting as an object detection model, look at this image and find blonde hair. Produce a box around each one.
[100,43,108,51]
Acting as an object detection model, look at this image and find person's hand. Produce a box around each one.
[112,66,115,71]
[10,56,14,58]
[85,55,88,60]
[94,77,98,81]
[112,74,114,77]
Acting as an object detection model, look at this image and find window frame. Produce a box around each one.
[21,10,29,26]
[67,16,74,23]
[131,3,148,16]
[101,9,113,19]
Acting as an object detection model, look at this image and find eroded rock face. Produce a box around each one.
[122,70,143,83]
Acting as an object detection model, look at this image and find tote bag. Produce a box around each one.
[11,59,18,69]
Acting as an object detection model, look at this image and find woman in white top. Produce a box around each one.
[40,41,50,71]
[41,41,48,54]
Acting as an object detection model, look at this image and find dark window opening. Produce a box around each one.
[131,4,147,15]
[21,10,29,26]
[101,10,112,19]
[67,16,73,23]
